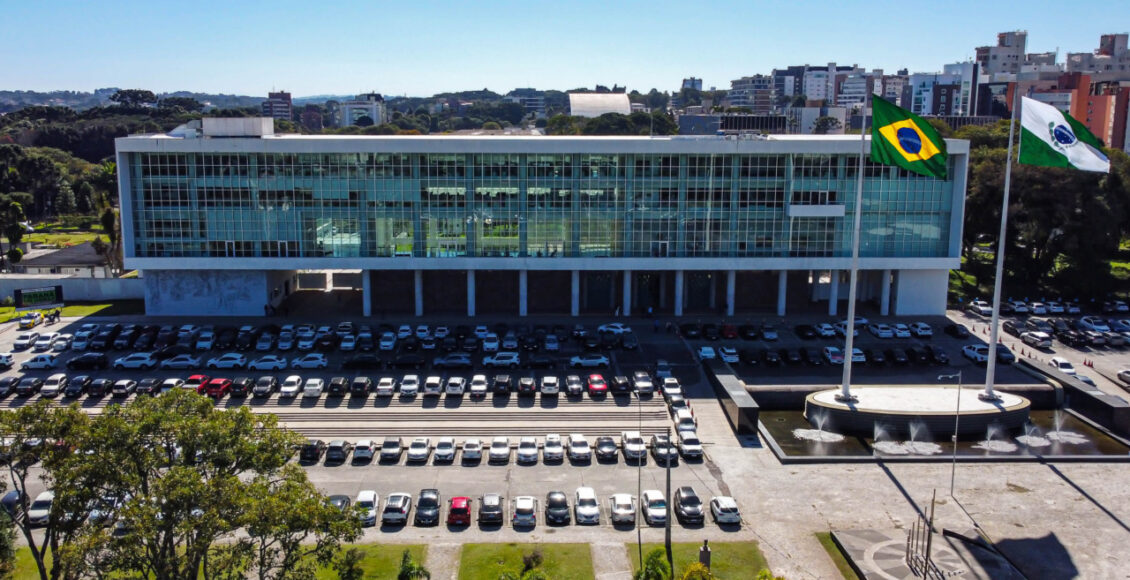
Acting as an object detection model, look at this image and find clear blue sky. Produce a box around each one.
[3,0,1120,98]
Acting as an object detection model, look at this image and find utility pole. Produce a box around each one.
[665,425,673,571]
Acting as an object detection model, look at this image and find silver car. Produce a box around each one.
[610,493,636,525]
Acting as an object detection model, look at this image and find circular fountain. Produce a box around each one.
[804,386,1031,439]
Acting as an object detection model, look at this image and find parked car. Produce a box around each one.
[545,491,571,525]
[446,496,471,526]
[674,486,705,525]
[356,490,378,527]
[488,437,511,464]
[569,354,609,368]
[415,489,441,526]
[710,496,742,524]
[574,487,600,525]
[478,493,504,525]
[641,490,667,526]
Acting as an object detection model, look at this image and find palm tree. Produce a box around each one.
[635,548,672,580]
[398,549,431,580]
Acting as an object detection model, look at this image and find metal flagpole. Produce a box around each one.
[838,98,870,402]
[983,86,1023,401]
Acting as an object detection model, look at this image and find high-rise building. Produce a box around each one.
[835,70,882,109]
[976,31,1029,75]
[906,63,978,116]
[340,93,386,126]
[681,77,703,91]
[260,91,292,120]
[505,88,547,118]
[115,120,969,317]
[728,75,776,113]
[1067,33,1130,73]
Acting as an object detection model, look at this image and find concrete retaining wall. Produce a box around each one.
[0,275,145,302]
[702,360,760,434]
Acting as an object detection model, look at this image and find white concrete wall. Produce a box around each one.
[892,269,950,316]
[0,276,145,302]
[144,270,270,317]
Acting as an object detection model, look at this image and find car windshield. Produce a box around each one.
[578,498,596,507]
[357,500,373,509]
[30,500,51,510]
[516,506,533,515]
[419,496,437,508]
[548,496,566,508]
[681,495,701,506]
[649,499,666,509]
[383,442,399,449]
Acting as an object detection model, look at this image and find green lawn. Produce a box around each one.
[22,232,104,248]
[0,301,146,323]
[459,543,593,580]
[628,542,770,579]
[816,532,861,580]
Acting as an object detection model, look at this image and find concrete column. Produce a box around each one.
[326,271,335,290]
[828,270,839,316]
[570,270,580,317]
[725,270,735,316]
[362,271,372,317]
[519,270,528,317]
[414,270,424,317]
[777,270,787,316]
[467,270,476,318]
[880,269,892,316]
[709,273,717,310]
[622,270,632,317]
[674,270,685,317]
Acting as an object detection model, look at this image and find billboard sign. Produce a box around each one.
[13,286,64,310]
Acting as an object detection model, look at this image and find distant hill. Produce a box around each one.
[0,89,263,113]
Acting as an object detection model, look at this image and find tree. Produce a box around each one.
[53,178,76,215]
[680,562,714,579]
[482,121,502,131]
[0,487,16,578]
[354,115,374,127]
[635,548,672,580]
[159,97,203,113]
[397,549,431,580]
[98,205,122,273]
[812,116,842,135]
[109,89,158,108]
[241,463,361,580]
[333,548,366,580]
[1,200,26,254]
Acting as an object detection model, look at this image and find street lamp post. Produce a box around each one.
[938,372,962,497]
[636,390,643,568]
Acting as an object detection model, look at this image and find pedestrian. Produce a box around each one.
[653,319,660,333]
[615,306,621,317]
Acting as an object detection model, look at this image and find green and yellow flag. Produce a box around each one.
[870,97,948,179]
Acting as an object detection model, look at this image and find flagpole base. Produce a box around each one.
[978,391,1002,402]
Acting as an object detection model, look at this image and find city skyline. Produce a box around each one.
[2,0,1120,97]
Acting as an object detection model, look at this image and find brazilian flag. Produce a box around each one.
[870,97,947,179]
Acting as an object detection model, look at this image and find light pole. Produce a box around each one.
[635,390,643,568]
[938,372,962,497]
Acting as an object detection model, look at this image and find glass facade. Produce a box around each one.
[126,149,957,261]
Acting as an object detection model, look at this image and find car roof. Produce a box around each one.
[450,496,469,506]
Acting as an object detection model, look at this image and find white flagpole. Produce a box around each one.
[983,86,1023,401]
[839,99,869,402]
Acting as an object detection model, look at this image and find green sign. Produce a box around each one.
[14,286,64,309]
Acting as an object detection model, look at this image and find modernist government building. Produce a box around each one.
[115,118,968,318]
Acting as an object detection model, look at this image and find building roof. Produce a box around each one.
[20,242,105,268]
[568,93,631,118]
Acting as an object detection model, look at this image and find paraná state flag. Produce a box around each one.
[1019,96,1109,173]
[870,97,948,179]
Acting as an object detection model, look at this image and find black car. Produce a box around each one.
[133,330,157,351]
[996,346,1017,364]
[1056,329,1087,347]
[517,377,537,396]
[328,495,351,515]
[779,348,802,365]
[492,375,512,395]
[67,352,108,371]
[0,376,17,397]
[316,334,340,352]
[702,324,720,340]
[863,349,886,365]
[794,325,817,340]
[738,324,759,340]
[342,354,383,370]
[571,325,589,339]
[357,335,375,352]
[87,378,112,397]
[886,348,909,365]
[16,377,43,397]
[545,491,570,525]
[620,332,639,350]
[461,337,479,353]
[113,327,140,350]
[350,376,373,396]
[582,335,601,351]
[679,324,701,338]
[135,378,162,396]
[674,486,705,525]
[801,347,823,366]
[440,337,459,352]
[762,349,782,366]
[229,377,253,397]
[327,377,349,396]
[299,439,327,462]
[214,329,238,350]
[478,494,504,525]
[611,375,631,394]
[453,325,472,339]
[520,335,540,351]
[153,344,193,361]
[62,375,91,398]
[944,323,971,339]
[415,489,441,526]
[526,354,556,369]
[905,346,931,364]
[739,349,760,366]
[594,436,618,461]
[925,346,949,364]
[1002,320,1022,337]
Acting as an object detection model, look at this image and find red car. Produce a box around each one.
[185,374,211,395]
[587,374,607,396]
[205,378,232,399]
[721,324,738,339]
[447,496,471,526]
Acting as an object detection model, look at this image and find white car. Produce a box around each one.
[195,331,215,351]
[814,323,837,338]
[379,332,397,351]
[113,353,156,370]
[696,346,716,361]
[832,322,858,337]
[353,440,376,461]
[291,354,327,369]
[823,346,845,365]
[677,430,703,459]
[399,375,420,397]
[661,377,682,399]
[414,325,430,339]
[718,347,738,363]
[382,492,412,525]
[375,377,397,397]
[303,377,325,398]
[356,490,378,527]
[621,431,646,459]
[1047,301,1066,314]
[567,434,591,461]
[569,354,609,368]
[339,335,357,351]
[512,496,537,528]
[434,326,449,338]
[462,438,483,461]
[1028,302,1048,315]
[22,353,58,371]
[469,374,489,397]
[539,375,559,395]
[41,373,68,398]
[962,345,990,363]
[1021,331,1053,348]
[597,323,632,335]
[247,355,286,371]
[483,352,521,368]
[276,332,296,351]
[610,493,636,525]
[641,490,667,525]
[423,376,443,396]
[710,496,741,524]
[867,323,894,338]
[279,375,303,398]
[543,434,564,461]
[481,334,500,352]
[574,487,600,525]
[51,334,73,352]
[1078,316,1110,332]
[967,300,993,316]
[445,376,466,396]
[434,437,456,462]
[296,331,317,351]
[406,437,431,462]
[27,491,54,526]
[160,354,201,370]
[33,332,60,351]
[892,324,912,338]
[1048,357,1077,375]
[207,353,248,369]
[1006,300,1029,314]
[397,325,413,339]
[473,325,490,338]
[517,437,539,464]
[674,408,697,433]
[488,437,510,463]
[909,322,933,337]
